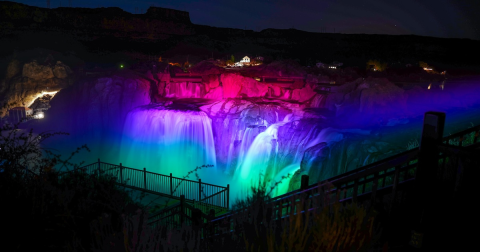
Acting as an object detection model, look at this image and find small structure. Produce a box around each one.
[240,56,250,63]
[9,107,33,124]
[329,61,343,69]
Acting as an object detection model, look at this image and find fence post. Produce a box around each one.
[410,111,445,249]
[180,195,185,225]
[300,175,309,190]
[227,184,230,209]
[352,178,359,203]
[388,166,400,217]
[207,209,215,241]
[199,179,202,201]
[370,173,378,209]
[301,175,310,210]
[97,158,101,176]
[119,163,123,184]
[170,173,173,196]
[143,168,147,190]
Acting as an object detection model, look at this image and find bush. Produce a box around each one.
[0,123,145,251]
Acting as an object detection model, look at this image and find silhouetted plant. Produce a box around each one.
[0,122,150,252]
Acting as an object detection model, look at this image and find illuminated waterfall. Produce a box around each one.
[267,127,371,198]
[119,107,216,178]
[231,114,292,202]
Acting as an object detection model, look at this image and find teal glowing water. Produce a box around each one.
[119,108,217,178]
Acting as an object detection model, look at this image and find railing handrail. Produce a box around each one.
[263,148,419,205]
[443,124,480,142]
[60,161,229,212]
[75,162,229,189]
[208,123,480,226]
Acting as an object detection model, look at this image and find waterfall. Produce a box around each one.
[268,127,371,198]
[119,107,216,178]
[166,82,205,98]
[231,114,292,203]
[310,94,326,108]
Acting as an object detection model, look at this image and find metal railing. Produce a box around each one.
[58,160,229,213]
[205,123,480,240]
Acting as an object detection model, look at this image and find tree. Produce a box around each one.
[230,54,235,63]
[0,122,147,251]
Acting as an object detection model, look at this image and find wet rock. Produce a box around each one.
[220,73,243,98]
[268,84,282,97]
[291,84,316,103]
[204,86,223,100]
[239,77,268,98]
[202,74,220,92]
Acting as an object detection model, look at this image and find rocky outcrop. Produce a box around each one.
[239,77,269,98]
[204,86,223,100]
[220,73,243,98]
[291,83,316,102]
[31,69,152,161]
[52,61,73,79]
[22,61,54,80]
[324,77,408,126]
[5,59,21,80]
[304,136,398,185]
[0,60,73,118]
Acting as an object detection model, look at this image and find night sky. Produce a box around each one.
[11,0,480,40]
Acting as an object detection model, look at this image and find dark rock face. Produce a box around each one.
[36,70,152,161]
[0,2,194,39]
[0,60,73,118]
[145,7,191,23]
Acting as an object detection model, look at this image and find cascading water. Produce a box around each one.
[231,114,293,203]
[310,94,326,108]
[265,127,371,198]
[119,107,216,178]
[166,82,205,98]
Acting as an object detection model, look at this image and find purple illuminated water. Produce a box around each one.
[119,107,216,178]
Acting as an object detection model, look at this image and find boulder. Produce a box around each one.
[204,86,223,100]
[22,61,54,80]
[268,84,282,97]
[239,77,269,97]
[202,74,220,92]
[291,84,316,103]
[220,73,243,98]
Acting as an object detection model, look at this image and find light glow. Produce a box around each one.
[34,112,44,119]
[27,91,58,108]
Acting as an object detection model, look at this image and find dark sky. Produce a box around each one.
[13,0,480,40]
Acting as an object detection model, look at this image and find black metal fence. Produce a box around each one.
[204,122,480,241]
[57,160,230,213]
